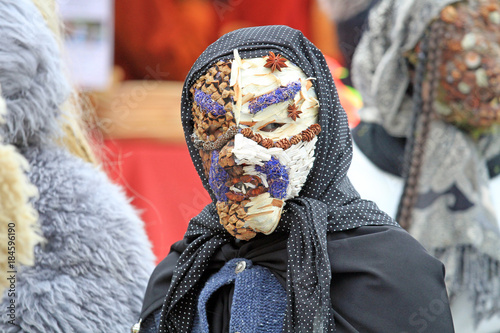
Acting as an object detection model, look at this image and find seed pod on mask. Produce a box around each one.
[217,201,229,213]
[301,128,314,142]
[220,64,232,75]
[236,228,257,241]
[241,127,253,138]
[240,175,257,184]
[275,138,292,150]
[310,123,322,135]
[207,84,217,94]
[229,203,240,214]
[252,133,263,143]
[226,192,245,202]
[223,222,235,234]
[261,138,274,148]
[211,91,221,102]
[208,67,218,76]
[290,134,302,145]
[219,152,235,168]
[236,207,247,218]
[247,186,266,196]
[228,215,238,225]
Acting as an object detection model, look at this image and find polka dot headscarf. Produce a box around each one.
[158,25,398,332]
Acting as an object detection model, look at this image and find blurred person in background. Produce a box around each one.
[318,0,380,86]
[0,0,155,331]
[318,0,382,126]
[348,0,500,331]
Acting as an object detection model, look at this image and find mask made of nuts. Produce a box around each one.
[434,0,500,134]
[191,51,321,240]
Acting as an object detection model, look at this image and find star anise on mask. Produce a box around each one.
[287,103,302,121]
[264,51,288,72]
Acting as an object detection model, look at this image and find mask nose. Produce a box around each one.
[218,139,235,168]
[192,125,238,151]
[219,138,246,179]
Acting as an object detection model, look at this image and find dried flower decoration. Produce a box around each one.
[255,157,289,199]
[287,103,302,121]
[194,89,226,117]
[248,81,301,114]
[264,51,288,72]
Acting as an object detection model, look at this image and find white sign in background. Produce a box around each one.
[57,0,114,91]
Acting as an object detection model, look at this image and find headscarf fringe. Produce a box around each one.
[434,245,500,326]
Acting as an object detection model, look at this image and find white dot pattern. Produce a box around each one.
[158,25,398,332]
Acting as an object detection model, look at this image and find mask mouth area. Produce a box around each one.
[217,188,285,239]
[225,175,266,202]
[214,157,287,239]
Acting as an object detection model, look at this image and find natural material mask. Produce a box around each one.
[191,50,320,240]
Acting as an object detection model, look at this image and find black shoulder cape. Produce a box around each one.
[141,225,454,332]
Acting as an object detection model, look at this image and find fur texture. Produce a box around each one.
[0,94,40,296]
[1,146,155,332]
[0,0,69,147]
[0,0,155,331]
[0,147,153,332]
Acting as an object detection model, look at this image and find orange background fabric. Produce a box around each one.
[114,0,341,81]
[104,140,210,261]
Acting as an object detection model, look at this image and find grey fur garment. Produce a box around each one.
[0,0,70,147]
[0,0,155,332]
[2,146,155,333]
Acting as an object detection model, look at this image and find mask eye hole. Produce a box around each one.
[259,122,285,132]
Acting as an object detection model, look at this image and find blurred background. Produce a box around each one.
[57,0,369,262]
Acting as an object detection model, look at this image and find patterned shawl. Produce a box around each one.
[352,0,500,324]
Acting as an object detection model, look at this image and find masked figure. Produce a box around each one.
[350,0,500,331]
[138,25,454,333]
